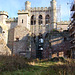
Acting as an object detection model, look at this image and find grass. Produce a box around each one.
[0,56,75,75]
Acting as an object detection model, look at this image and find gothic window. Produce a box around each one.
[38,15,43,25]
[31,15,36,25]
[45,15,50,25]
[0,26,2,33]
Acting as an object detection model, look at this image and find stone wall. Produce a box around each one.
[18,10,30,30]
[13,25,30,41]
[0,34,11,55]
[8,25,36,58]
[8,28,14,50]
[57,21,70,31]
[6,22,17,30]
[0,22,8,44]
[42,31,71,58]
[57,25,68,31]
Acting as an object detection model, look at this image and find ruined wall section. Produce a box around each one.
[0,34,11,56]
[57,21,71,31]
[7,28,14,51]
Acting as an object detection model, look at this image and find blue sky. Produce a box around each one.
[0,0,71,21]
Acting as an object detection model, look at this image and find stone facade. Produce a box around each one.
[43,31,71,59]
[0,22,8,44]
[0,0,70,58]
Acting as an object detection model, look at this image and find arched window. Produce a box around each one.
[0,26,2,33]
[38,15,43,25]
[45,15,50,25]
[31,15,36,25]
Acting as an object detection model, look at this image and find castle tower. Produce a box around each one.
[0,11,8,24]
[25,1,31,10]
[51,0,57,29]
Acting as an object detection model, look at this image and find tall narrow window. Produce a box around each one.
[45,15,50,25]
[31,15,36,25]
[0,26,2,33]
[38,15,43,25]
[22,19,23,23]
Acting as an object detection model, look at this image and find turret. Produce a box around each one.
[25,1,31,10]
[51,0,57,29]
[0,11,8,24]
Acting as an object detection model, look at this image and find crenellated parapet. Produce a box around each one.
[30,7,51,11]
[6,17,18,22]
[57,21,71,25]
[0,11,8,16]
[18,10,29,14]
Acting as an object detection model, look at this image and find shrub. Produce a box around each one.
[0,55,29,72]
[51,29,59,33]
[50,57,59,62]
[59,57,65,62]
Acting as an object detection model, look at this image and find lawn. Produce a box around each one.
[0,56,75,75]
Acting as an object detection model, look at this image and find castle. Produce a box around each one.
[0,0,70,58]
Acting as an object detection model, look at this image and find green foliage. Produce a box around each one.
[0,56,29,72]
[50,57,59,62]
[50,57,65,62]
[59,57,65,61]
[0,56,75,75]
[51,29,59,33]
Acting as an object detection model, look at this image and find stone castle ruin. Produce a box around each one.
[0,0,70,58]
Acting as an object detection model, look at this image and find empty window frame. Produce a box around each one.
[45,15,50,25]
[38,15,43,25]
[31,15,36,25]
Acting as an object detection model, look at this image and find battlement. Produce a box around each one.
[0,11,8,16]
[30,7,51,11]
[18,10,29,14]
[6,17,18,22]
[57,21,71,25]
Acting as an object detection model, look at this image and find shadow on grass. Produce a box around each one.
[0,56,75,75]
[1,64,75,75]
